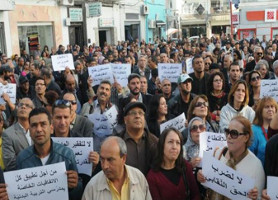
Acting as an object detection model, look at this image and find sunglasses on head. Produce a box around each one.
[251,75,261,82]
[191,124,206,132]
[195,102,208,107]
[224,128,247,139]
[54,99,72,107]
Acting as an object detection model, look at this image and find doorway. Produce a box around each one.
[69,25,84,47]
[99,30,107,48]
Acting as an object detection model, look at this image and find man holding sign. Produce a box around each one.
[16,107,83,200]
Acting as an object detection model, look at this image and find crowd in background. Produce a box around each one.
[0,32,278,199]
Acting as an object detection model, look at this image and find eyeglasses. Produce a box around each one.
[18,103,33,109]
[224,128,247,139]
[205,63,211,65]
[256,52,263,56]
[54,100,72,108]
[191,124,206,132]
[213,79,223,83]
[251,76,261,82]
[195,102,209,107]
[127,110,145,117]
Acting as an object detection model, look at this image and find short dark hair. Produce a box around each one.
[99,80,112,87]
[229,61,240,71]
[192,54,203,64]
[29,107,52,124]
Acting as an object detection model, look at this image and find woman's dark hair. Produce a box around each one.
[248,70,261,87]
[207,71,225,96]
[44,90,59,106]
[233,49,242,60]
[153,128,184,173]
[148,94,165,120]
[187,95,211,122]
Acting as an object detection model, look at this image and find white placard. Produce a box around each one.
[52,138,93,176]
[260,79,278,102]
[111,63,131,87]
[160,113,186,134]
[4,162,68,200]
[51,54,74,71]
[267,176,278,199]
[87,64,114,86]
[199,132,227,158]
[158,63,182,83]
[88,105,118,138]
[202,152,255,200]
[0,83,16,104]
[186,58,194,74]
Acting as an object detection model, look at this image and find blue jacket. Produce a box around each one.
[16,140,83,200]
[249,125,267,165]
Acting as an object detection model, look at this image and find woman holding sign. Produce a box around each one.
[147,128,200,200]
[197,116,265,199]
[148,94,173,137]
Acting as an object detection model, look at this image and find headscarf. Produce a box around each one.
[183,117,204,161]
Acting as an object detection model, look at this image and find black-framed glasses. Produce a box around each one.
[54,100,71,108]
[224,128,247,139]
[256,52,263,56]
[251,76,261,82]
[205,62,211,65]
[195,102,209,107]
[191,124,206,132]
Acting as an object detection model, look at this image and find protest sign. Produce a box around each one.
[51,54,74,71]
[160,113,186,134]
[111,63,131,87]
[52,138,93,176]
[260,79,278,101]
[267,176,278,199]
[87,64,114,86]
[186,58,194,74]
[88,105,118,138]
[0,83,16,104]
[202,152,255,200]
[158,63,182,83]
[4,162,68,200]
[199,132,227,158]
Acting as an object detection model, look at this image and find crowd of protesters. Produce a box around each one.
[0,32,278,199]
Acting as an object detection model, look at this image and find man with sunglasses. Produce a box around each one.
[2,98,34,171]
[244,46,263,73]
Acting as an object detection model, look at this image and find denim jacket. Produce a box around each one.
[16,139,83,200]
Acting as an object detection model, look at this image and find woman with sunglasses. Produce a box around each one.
[187,95,218,134]
[147,128,201,200]
[249,97,278,165]
[248,70,262,108]
[207,72,227,125]
[197,116,265,199]
[219,80,255,132]
[184,117,206,168]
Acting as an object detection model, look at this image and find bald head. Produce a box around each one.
[65,74,76,92]
[101,136,127,157]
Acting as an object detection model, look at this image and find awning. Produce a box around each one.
[156,20,166,27]
[166,28,179,35]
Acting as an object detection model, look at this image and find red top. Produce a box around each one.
[147,161,201,200]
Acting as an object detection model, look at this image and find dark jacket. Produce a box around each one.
[244,60,256,73]
[167,93,196,118]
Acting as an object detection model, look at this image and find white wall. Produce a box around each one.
[0,11,12,56]
[60,6,69,47]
